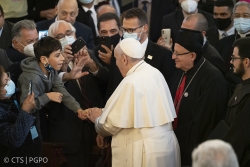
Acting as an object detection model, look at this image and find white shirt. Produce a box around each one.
[218,26,235,39]
[82,5,99,36]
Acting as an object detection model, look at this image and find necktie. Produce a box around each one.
[142,1,148,13]
[221,32,228,38]
[78,78,92,109]
[86,10,97,37]
[173,74,186,130]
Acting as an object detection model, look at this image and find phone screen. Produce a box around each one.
[29,80,33,94]
[38,30,48,40]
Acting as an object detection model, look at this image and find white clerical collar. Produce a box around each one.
[238,30,250,38]
[126,60,145,77]
[218,26,235,37]
[141,37,148,55]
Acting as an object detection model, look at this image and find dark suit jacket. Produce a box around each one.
[202,40,226,74]
[206,26,220,48]
[76,2,97,39]
[104,39,176,101]
[48,50,108,155]
[121,0,176,42]
[0,49,12,71]
[36,18,95,49]
[0,20,14,51]
[162,8,215,47]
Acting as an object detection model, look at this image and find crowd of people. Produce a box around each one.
[0,0,250,167]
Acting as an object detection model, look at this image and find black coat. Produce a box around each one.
[0,49,12,71]
[0,20,13,51]
[36,18,95,49]
[47,51,108,166]
[202,40,226,74]
[162,8,215,48]
[104,39,175,102]
[169,57,229,166]
[223,78,250,167]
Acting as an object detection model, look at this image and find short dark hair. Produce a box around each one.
[97,12,121,30]
[123,8,148,26]
[233,37,250,59]
[34,36,62,62]
[214,0,234,13]
[0,5,4,16]
[0,65,5,88]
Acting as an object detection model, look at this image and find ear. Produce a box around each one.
[191,52,197,62]
[142,24,149,33]
[12,39,18,49]
[40,56,48,65]
[122,54,128,65]
[244,58,250,67]
[201,31,206,37]
[55,6,58,15]
[75,8,79,17]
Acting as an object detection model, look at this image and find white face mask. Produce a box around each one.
[59,36,76,50]
[4,80,16,98]
[181,0,198,14]
[23,43,35,57]
[79,0,93,4]
[234,18,250,34]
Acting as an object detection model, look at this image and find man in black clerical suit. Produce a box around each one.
[169,28,229,166]
[36,0,95,49]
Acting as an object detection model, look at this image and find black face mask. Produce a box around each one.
[215,17,232,30]
[110,33,121,47]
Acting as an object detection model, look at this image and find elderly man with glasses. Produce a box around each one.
[47,20,108,167]
[169,28,229,166]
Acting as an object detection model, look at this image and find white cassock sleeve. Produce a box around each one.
[95,117,122,137]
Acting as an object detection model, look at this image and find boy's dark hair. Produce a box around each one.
[34,36,62,62]
[233,37,250,59]
[123,8,148,26]
[97,12,121,30]
[0,5,4,16]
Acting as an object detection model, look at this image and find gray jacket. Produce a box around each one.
[18,57,81,113]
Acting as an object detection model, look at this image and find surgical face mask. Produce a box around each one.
[215,17,232,31]
[79,0,93,4]
[59,36,76,50]
[44,58,54,72]
[234,18,250,34]
[181,0,198,14]
[123,28,143,41]
[23,43,35,57]
[4,80,16,98]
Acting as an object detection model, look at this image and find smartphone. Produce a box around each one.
[99,36,111,53]
[38,30,48,40]
[71,37,86,55]
[29,80,33,94]
[162,29,171,46]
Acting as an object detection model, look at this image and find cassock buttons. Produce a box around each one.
[184,92,188,97]
[147,55,153,60]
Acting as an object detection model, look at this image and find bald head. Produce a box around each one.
[97,5,116,18]
[57,0,79,24]
[181,13,208,32]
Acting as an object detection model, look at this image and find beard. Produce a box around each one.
[234,62,245,78]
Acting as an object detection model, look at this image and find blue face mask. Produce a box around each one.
[4,80,16,98]
[123,28,143,41]
[79,0,93,4]
[44,58,55,72]
[234,18,250,34]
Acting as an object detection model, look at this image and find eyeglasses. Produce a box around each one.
[231,56,246,62]
[121,25,144,34]
[173,51,191,57]
[55,30,75,40]
[234,14,250,19]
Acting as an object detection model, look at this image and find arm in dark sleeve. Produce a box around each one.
[0,110,35,148]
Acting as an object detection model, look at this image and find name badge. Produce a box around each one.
[30,126,38,140]
[147,55,153,60]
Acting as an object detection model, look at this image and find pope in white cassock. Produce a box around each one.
[85,38,181,167]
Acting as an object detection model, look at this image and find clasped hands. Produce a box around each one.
[77,107,103,122]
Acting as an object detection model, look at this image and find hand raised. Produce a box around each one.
[21,92,35,113]
[98,45,113,65]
